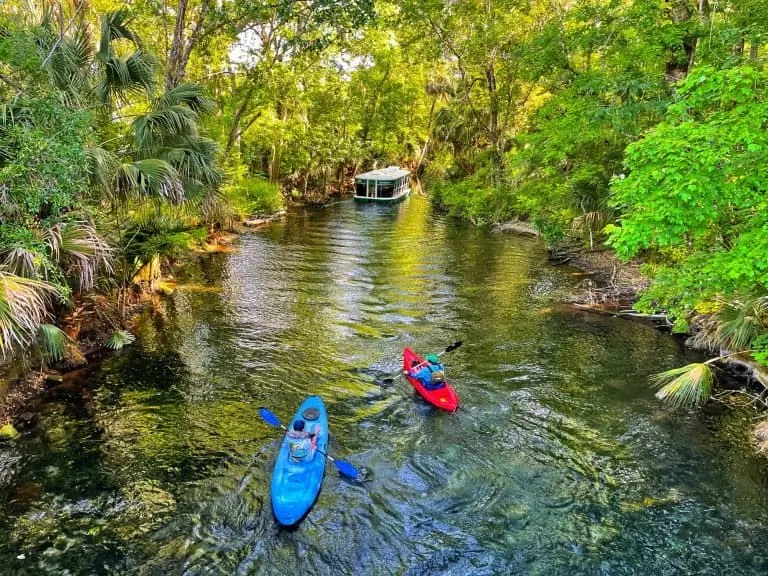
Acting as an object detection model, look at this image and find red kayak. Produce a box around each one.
[402,348,459,413]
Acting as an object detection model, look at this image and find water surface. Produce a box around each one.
[1,197,767,575]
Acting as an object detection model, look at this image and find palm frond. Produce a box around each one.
[98,10,140,61]
[38,323,70,362]
[46,25,94,100]
[652,363,714,409]
[715,297,768,351]
[132,105,197,151]
[158,135,222,190]
[0,269,61,357]
[99,52,155,106]
[156,83,214,114]
[44,222,113,291]
[3,248,39,278]
[125,50,156,89]
[116,159,184,203]
[105,329,135,350]
[84,146,120,193]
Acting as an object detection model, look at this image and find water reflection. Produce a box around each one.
[1,197,767,575]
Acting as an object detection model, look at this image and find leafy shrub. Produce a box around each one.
[223,176,283,219]
[429,171,517,226]
[607,66,768,326]
[132,227,209,261]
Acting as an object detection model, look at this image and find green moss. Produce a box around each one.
[0,423,20,440]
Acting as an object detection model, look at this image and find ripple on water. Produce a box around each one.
[2,198,768,575]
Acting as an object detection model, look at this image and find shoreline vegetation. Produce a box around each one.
[2,1,768,451]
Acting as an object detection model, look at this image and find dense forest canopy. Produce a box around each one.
[1,0,768,406]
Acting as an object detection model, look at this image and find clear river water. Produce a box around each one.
[1,196,768,575]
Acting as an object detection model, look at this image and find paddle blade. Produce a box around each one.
[445,340,463,353]
[333,459,360,480]
[258,407,281,428]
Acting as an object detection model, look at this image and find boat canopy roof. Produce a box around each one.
[355,166,410,182]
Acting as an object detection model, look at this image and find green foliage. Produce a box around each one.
[223,177,283,219]
[607,66,768,323]
[429,166,516,226]
[0,5,224,361]
[138,228,208,260]
[752,335,768,367]
[0,95,92,223]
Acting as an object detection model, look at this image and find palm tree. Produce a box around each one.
[45,10,221,315]
[46,10,155,108]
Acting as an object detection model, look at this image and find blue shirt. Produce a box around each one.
[410,363,445,390]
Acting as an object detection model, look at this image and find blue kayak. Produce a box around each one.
[270,395,329,526]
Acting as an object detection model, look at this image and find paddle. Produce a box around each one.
[383,340,463,383]
[258,407,361,480]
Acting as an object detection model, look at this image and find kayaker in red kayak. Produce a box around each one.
[407,354,446,390]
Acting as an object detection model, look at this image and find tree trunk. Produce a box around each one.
[485,61,502,181]
[225,85,257,154]
[416,96,438,174]
[166,0,189,90]
[269,100,288,182]
[484,0,502,182]
[664,0,707,81]
[270,145,282,183]
[166,0,210,89]
[750,43,759,59]
[733,38,745,56]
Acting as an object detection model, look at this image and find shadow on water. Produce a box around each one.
[1,197,768,575]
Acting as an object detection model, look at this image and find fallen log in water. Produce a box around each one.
[243,210,287,227]
[567,303,673,328]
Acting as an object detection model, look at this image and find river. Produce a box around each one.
[1,197,767,575]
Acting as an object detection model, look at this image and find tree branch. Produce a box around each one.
[41,0,86,67]
[0,71,23,92]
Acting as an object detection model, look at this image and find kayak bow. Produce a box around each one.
[403,348,460,413]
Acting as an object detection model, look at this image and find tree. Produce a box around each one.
[0,18,111,360]
[607,66,768,325]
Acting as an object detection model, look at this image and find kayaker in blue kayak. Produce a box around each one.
[407,354,446,390]
[286,420,318,461]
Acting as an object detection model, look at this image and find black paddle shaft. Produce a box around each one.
[383,341,463,382]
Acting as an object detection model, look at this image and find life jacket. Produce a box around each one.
[421,363,446,390]
[287,431,312,461]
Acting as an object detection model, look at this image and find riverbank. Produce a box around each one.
[0,211,289,434]
[554,248,659,325]
[533,233,768,453]
[492,222,650,317]
[0,288,160,436]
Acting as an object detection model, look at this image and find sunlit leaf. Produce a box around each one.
[652,363,714,409]
[105,329,136,350]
